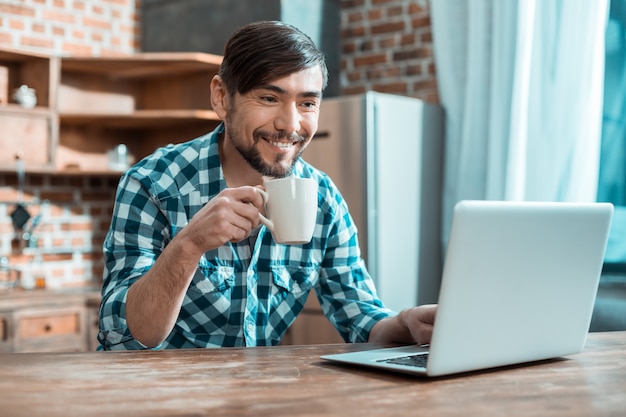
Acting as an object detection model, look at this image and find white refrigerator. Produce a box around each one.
[303,92,445,311]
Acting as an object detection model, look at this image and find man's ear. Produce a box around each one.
[210,75,229,119]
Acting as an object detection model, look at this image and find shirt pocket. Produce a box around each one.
[271,265,319,293]
[188,264,235,295]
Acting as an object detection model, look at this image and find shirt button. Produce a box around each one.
[246,323,255,333]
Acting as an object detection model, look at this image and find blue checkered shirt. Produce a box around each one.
[98,123,394,350]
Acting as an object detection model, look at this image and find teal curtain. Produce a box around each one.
[598,0,626,263]
[431,0,609,246]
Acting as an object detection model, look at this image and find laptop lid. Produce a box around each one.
[321,200,613,377]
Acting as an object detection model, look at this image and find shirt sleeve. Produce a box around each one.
[314,184,396,343]
[98,172,168,350]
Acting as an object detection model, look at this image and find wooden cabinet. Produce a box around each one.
[0,48,57,172]
[0,290,99,353]
[12,305,86,352]
[0,48,223,174]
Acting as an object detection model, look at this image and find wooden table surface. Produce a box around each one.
[0,331,624,417]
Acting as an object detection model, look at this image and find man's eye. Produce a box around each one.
[261,96,277,103]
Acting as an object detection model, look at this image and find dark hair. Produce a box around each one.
[218,21,328,95]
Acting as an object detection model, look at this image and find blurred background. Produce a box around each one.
[0,0,624,352]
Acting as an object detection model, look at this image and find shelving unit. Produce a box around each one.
[0,48,57,172]
[0,48,223,174]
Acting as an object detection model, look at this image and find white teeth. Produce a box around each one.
[268,140,294,149]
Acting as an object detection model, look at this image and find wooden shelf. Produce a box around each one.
[0,103,53,116]
[0,49,57,172]
[60,109,220,128]
[60,52,222,78]
[0,48,223,174]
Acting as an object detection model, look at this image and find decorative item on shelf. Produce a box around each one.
[12,84,37,108]
[107,143,133,171]
[31,253,46,290]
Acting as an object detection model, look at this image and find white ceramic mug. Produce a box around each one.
[257,177,318,244]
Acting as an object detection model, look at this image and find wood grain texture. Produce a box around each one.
[0,332,624,416]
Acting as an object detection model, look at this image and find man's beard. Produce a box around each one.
[230,128,307,178]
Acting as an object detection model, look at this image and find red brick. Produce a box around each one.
[371,21,405,35]
[42,10,76,23]
[341,26,366,38]
[388,6,404,17]
[393,47,431,61]
[0,4,36,17]
[409,1,427,14]
[379,36,397,49]
[72,29,85,40]
[359,39,374,52]
[367,9,383,20]
[0,33,12,44]
[346,71,362,82]
[342,85,366,96]
[65,221,93,231]
[9,19,25,30]
[341,0,366,9]
[62,42,93,55]
[427,62,436,74]
[342,41,357,54]
[412,16,431,29]
[401,33,416,46]
[40,190,74,202]
[406,64,423,76]
[366,66,403,80]
[21,36,54,49]
[413,78,438,91]
[353,53,388,67]
[82,17,111,30]
[372,82,408,94]
[348,11,363,23]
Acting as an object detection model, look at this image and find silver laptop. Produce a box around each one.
[321,200,613,377]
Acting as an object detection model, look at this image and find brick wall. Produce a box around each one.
[0,0,140,55]
[0,0,139,288]
[0,174,120,288]
[0,0,436,289]
[340,0,438,103]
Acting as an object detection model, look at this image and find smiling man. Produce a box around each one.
[98,21,436,350]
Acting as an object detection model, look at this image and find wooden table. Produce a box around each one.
[1,331,624,417]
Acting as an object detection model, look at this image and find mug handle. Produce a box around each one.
[256,189,274,232]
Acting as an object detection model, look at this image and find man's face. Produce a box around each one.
[223,66,324,178]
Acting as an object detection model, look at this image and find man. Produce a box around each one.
[98,20,436,350]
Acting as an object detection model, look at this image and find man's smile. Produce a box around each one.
[266,139,297,149]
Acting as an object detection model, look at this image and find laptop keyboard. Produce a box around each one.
[377,353,429,368]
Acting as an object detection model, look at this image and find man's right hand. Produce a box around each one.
[181,186,266,255]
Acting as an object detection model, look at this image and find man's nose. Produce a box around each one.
[274,102,301,133]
